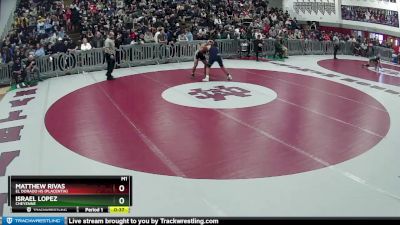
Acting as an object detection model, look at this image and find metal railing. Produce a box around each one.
[0,39,395,86]
[240,39,359,57]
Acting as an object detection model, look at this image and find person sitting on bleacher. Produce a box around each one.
[273,37,284,59]
[1,47,13,64]
[25,55,41,82]
[361,41,368,57]
[282,42,288,58]
[273,37,288,59]
[392,44,400,64]
[80,38,92,51]
[353,41,361,56]
[12,57,28,88]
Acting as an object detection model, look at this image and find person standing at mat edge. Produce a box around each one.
[104,32,116,80]
[254,35,263,61]
[333,33,340,60]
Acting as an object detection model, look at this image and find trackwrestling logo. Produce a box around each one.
[162,82,277,109]
[2,217,64,225]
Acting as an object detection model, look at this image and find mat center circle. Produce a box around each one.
[161,82,277,109]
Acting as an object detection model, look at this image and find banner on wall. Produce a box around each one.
[284,0,339,23]
[293,0,336,16]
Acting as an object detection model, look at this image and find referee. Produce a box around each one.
[253,35,263,61]
[333,33,340,60]
[104,32,116,80]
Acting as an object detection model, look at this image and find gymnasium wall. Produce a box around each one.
[0,0,18,39]
[268,0,284,9]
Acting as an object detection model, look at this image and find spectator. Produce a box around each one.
[44,17,53,34]
[154,27,163,43]
[52,38,67,53]
[37,17,46,34]
[197,27,208,40]
[288,31,295,40]
[269,27,277,39]
[67,38,78,52]
[12,57,27,88]
[186,30,193,42]
[144,31,154,43]
[354,41,361,56]
[323,32,331,41]
[80,38,92,51]
[25,55,41,81]
[254,29,263,40]
[361,41,368,57]
[392,44,400,63]
[357,35,362,43]
[177,33,188,42]
[291,17,299,30]
[166,29,174,44]
[294,29,303,39]
[274,37,284,59]
[64,7,72,31]
[157,30,167,44]
[310,22,317,30]
[91,32,104,48]
[349,36,357,43]
[87,31,94,41]
[14,48,25,62]
[34,44,46,57]
[1,47,12,64]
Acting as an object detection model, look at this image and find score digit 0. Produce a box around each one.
[119,197,125,205]
[118,185,125,192]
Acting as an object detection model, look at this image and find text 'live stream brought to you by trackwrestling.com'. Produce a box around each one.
[2,217,223,225]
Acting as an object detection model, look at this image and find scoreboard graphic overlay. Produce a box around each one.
[9,176,132,213]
